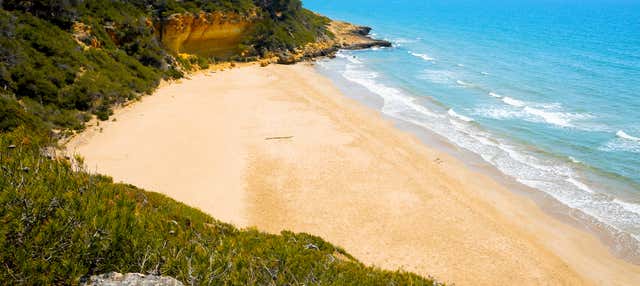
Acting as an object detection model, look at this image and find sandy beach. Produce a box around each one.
[67,64,640,285]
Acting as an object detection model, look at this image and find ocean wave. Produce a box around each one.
[600,138,640,153]
[456,80,471,86]
[523,106,573,127]
[498,144,573,177]
[566,177,595,193]
[481,72,490,75]
[417,70,454,84]
[448,109,474,122]
[408,51,435,61]
[475,106,591,129]
[485,91,593,128]
[502,96,526,107]
[342,65,442,119]
[614,199,640,216]
[494,93,561,109]
[474,107,521,120]
[336,52,364,64]
[617,130,640,141]
[390,37,417,47]
[457,63,465,67]
[393,37,417,44]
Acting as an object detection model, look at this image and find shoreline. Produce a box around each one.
[315,60,640,265]
[66,63,640,285]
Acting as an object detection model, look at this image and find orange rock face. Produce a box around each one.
[160,12,255,58]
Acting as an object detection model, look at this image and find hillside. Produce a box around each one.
[0,127,436,284]
[0,0,333,133]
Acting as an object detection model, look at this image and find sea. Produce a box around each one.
[305,0,640,261]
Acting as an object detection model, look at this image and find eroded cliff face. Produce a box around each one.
[160,12,256,58]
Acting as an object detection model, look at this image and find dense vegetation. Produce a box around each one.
[0,0,331,133]
[0,128,437,285]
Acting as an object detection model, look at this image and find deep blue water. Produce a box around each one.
[305,0,640,247]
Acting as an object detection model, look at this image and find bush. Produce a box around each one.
[0,96,44,132]
[0,7,163,130]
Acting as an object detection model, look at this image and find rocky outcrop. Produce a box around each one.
[160,12,257,58]
[72,22,101,49]
[269,20,392,65]
[81,272,183,286]
[327,21,392,50]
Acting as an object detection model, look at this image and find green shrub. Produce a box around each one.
[196,56,210,69]
[0,96,44,132]
[245,5,332,56]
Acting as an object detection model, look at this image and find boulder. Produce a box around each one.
[277,52,297,65]
[81,272,184,286]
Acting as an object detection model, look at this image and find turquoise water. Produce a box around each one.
[306,0,640,254]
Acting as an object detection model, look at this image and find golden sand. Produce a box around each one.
[67,64,640,285]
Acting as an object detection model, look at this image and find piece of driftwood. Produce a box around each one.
[265,136,293,140]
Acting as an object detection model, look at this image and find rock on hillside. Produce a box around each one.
[81,272,183,286]
[160,11,258,58]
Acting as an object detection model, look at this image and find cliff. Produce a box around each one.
[160,12,257,58]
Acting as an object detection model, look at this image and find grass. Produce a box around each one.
[0,128,439,285]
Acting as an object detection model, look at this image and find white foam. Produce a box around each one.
[456,80,470,86]
[457,63,465,67]
[481,72,490,75]
[617,130,640,141]
[600,138,640,153]
[448,109,474,122]
[341,65,441,119]
[502,96,526,107]
[614,199,640,216]
[470,134,499,147]
[394,38,416,44]
[481,93,593,129]
[336,53,364,64]
[418,70,454,84]
[523,106,572,127]
[474,107,521,120]
[391,38,415,47]
[408,51,435,61]
[566,178,595,193]
[476,105,594,129]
